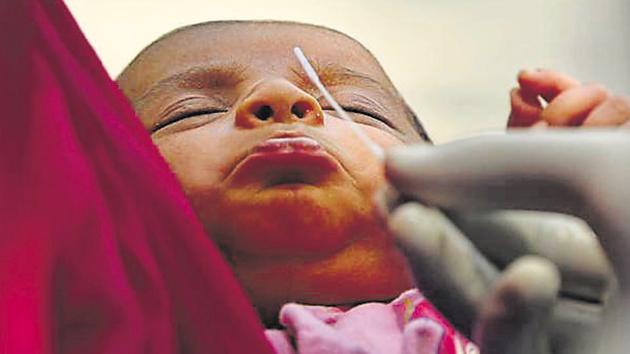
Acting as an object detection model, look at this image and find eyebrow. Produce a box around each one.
[135,61,247,108]
[290,60,395,98]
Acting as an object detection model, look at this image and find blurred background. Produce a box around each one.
[65,0,630,143]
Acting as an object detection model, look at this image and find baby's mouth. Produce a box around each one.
[227,135,342,188]
[253,136,321,154]
[264,170,310,187]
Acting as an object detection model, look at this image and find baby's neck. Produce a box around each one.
[227,236,415,327]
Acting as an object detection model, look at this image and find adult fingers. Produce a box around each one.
[599,296,630,354]
[385,132,630,215]
[541,84,609,126]
[385,135,586,214]
[508,88,543,127]
[388,202,499,336]
[385,132,630,288]
[449,211,613,303]
[582,95,630,127]
[549,298,604,354]
[517,69,580,102]
[474,256,560,354]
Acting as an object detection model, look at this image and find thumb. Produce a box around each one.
[508,88,543,128]
[474,256,560,354]
[385,133,603,215]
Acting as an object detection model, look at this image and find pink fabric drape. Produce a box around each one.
[0,1,274,353]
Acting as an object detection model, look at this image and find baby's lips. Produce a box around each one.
[254,136,322,153]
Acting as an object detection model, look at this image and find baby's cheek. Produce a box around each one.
[361,127,406,187]
[151,139,188,182]
[150,135,227,202]
[367,130,406,150]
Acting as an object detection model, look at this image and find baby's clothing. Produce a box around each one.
[265,289,478,354]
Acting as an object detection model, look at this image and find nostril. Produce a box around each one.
[254,105,274,120]
[291,101,311,119]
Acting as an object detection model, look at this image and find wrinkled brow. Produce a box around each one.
[290,60,394,97]
[135,62,247,108]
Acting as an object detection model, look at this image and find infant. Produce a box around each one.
[116,20,629,353]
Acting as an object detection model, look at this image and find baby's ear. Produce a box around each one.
[507,88,542,128]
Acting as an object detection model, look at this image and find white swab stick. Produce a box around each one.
[293,47,385,161]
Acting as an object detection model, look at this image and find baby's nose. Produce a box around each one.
[235,79,324,128]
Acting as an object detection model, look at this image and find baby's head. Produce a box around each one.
[118,21,429,323]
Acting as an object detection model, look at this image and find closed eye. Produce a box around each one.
[324,106,398,132]
[344,107,393,127]
[151,109,228,132]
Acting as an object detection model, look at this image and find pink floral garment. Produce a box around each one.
[266,289,479,354]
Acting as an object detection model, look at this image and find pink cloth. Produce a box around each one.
[265,290,478,354]
[0,1,274,353]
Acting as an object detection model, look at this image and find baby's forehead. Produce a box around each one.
[151,21,381,67]
[118,21,396,102]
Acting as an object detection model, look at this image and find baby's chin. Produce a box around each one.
[196,181,377,258]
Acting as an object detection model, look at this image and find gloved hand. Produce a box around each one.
[384,131,630,354]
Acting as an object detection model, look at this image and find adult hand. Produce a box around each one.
[385,131,630,354]
[508,69,630,128]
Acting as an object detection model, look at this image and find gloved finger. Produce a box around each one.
[386,132,630,354]
[373,182,404,220]
[599,296,630,354]
[540,84,609,126]
[582,95,630,127]
[388,202,499,336]
[385,132,630,288]
[549,297,604,354]
[385,135,585,214]
[449,210,613,303]
[474,256,560,354]
[445,211,610,354]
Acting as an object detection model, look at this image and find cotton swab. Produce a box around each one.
[293,47,385,161]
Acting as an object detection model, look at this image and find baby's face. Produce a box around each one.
[118,22,420,319]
